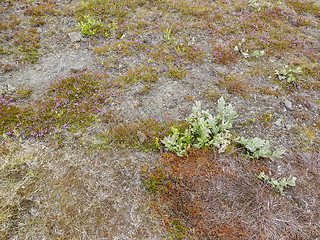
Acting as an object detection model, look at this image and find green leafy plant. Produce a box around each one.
[162,125,192,156]
[163,97,284,158]
[235,136,285,159]
[248,0,282,11]
[275,65,303,83]
[81,0,89,8]
[162,97,237,156]
[258,171,296,193]
[234,38,265,59]
[164,27,175,45]
[169,219,187,240]
[77,15,102,36]
[145,172,164,194]
[251,49,266,58]
[104,21,118,37]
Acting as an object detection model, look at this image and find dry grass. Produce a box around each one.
[146,148,320,239]
[0,139,166,239]
[1,0,320,239]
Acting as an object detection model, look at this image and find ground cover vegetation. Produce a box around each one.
[1,0,320,239]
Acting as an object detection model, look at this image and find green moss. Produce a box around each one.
[2,28,41,64]
[258,86,281,96]
[167,65,188,80]
[118,65,159,84]
[15,86,33,99]
[169,219,187,240]
[94,39,148,56]
[286,0,320,16]
[0,97,32,135]
[145,172,165,194]
[1,71,121,139]
[30,16,45,27]
[258,111,273,127]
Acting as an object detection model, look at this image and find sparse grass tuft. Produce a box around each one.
[121,65,159,84]
[15,86,33,99]
[3,28,41,64]
[93,118,187,152]
[218,75,252,97]
[167,65,188,80]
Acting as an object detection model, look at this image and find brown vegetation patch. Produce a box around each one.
[146,148,320,239]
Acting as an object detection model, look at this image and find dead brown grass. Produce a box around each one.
[0,140,166,239]
[145,148,320,239]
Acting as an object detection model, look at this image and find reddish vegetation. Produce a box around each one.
[145,148,320,239]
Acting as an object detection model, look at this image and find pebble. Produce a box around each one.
[274,118,283,127]
[285,124,293,130]
[137,131,147,143]
[284,99,293,110]
[68,32,83,43]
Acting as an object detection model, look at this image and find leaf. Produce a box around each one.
[258,171,269,180]
[270,148,285,160]
[286,175,296,186]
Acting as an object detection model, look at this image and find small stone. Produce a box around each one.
[274,118,283,127]
[68,32,83,43]
[70,66,84,73]
[284,99,293,110]
[137,131,147,143]
[285,124,293,130]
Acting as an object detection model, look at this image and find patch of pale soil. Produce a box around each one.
[116,80,201,123]
[1,48,98,96]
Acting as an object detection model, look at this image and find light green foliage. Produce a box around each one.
[276,65,303,82]
[164,28,175,45]
[81,0,89,8]
[104,21,118,37]
[169,219,187,240]
[234,38,265,59]
[258,171,270,181]
[258,171,296,193]
[163,97,284,159]
[162,97,237,156]
[248,0,282,11]
[187,98,237,151]
[275,65,303,83]
[251,50,266,58]
[235,136,285,159]
[162,126,192,156]
[77,15,102,36]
